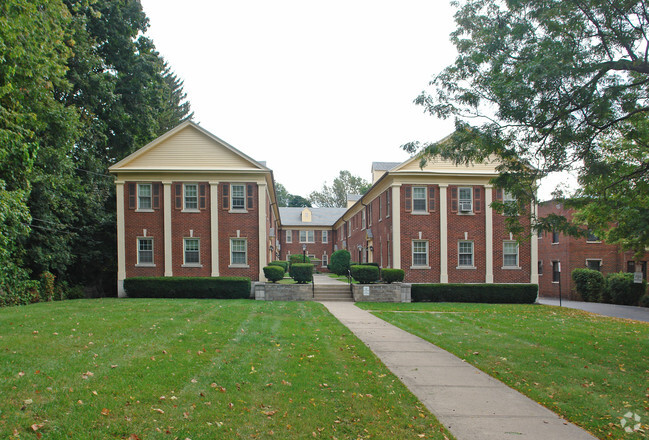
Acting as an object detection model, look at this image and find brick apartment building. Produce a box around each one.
[537,201,649,299]
[110,122,538,297]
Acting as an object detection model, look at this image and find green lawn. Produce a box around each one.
[0,299,453,440]
[356,302,649,439]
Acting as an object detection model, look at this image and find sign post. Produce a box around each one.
[558,262,562,307]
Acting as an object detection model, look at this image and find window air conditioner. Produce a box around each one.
[459,201,472,212]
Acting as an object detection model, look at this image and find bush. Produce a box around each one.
[290,263,313,284]
[289,254,310,265]
[124,277,251,299]
[263,266,284,283]
[350,265,380,284]
[381,268,405,284]
[640,294,649,308]
[269,260,288,273]
[66,285,86,300]
[330,250,351,275]
[605,272,646,305]
[572,268,605,302]
[411,284,538,304]
[39,272,55,302]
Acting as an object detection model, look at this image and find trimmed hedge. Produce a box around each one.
[605,272,646,305]
[330,250,351,275]
[350,265,380,284]
[412,283,538,304]
[269,260,288,273]
[124,277,251,299]
[381,268,405,284]
[289,254,311,265]
[640,294,649,308]
[572,268,605,302]
[290,263,313,284]
[263,266,284,283]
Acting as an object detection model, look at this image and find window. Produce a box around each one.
[361,210,366,229]
[412,240,428,267]
[322,230,328,243]
[538,260,543,275]
[412,187,427,212]
[231,184,245,210]
[386,190,390,217]
[322,254,328,267]
[378,196,382,220]
[458,241,474,267]
[586,230,599,242]
[230,238,247,266]
[286,230,292,243]
[586,259,601,271]
[503,191,516,203]
[367,203,373,226]
[552,231,559,244]
[299,230,314,243]
[458,187,473,212]
[184,184,198,210]
[552,261,561,282]
[138,184,152,210]
[137,238,153,265]
[184,238,200,265]
[503,241,519,267]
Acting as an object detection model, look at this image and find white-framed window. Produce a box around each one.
[322,230,328,243]
[586,230,600,242]
[361,210,366,230]
[138,183,152,210]
[458,187,473,212]
[230,238,248,266]
[183,238,200,265]
[137,237,154,265]
[231,184,245,210]
[299,230,314,243]
[503,241,519,267]
[503,191,516,203]
[552,231,559,244]
[322,253,328,267]
[184,183,198,210]
[412,187,427,212]
[458,241,474,267]
[386,190,391,217]
[286,230,292,243]
[586,259,602,271]
[552,261,561,282]
[412,240,429,267]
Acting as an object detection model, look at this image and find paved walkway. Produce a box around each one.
[321,301,596,440]
[538,297,649,322]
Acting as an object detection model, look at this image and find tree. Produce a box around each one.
[309,170,371,207]
[288,195,311,207]
[406,0,649,253]
[274,182,311,207]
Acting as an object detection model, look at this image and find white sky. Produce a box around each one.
[140,0,571,201]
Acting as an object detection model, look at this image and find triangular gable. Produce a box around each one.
[109,121,268,171]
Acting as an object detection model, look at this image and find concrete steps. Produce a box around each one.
[313,284,353,302]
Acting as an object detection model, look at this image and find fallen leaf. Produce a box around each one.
[24,399,33,405]
[18,371,25,378]
[31,423,44,431]
[101,408,110,416]
[152,408,164,414]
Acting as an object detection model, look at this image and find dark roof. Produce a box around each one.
[279,207,347,227]
[371,161,400,171]
[346,193,362,202]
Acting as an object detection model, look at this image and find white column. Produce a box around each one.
[163,182,173,277]
[531,201,539,284]
[439,184,448,283]
[116,182,126,297]
[210,182,219,277]
[485,184,494,283]
[391,185,401,269]
[258,183,268,281]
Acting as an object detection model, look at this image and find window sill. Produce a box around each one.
[182,264,203,268]
[229,264,250,269]
[182,209,200,213]
[552,281,560,284]
[410,265,431,270]
[411,211,429,215]
[501,266,521,270]
[551,242,559,245]
[229,209,248,214]
[457,212,475,215]
[586,241,602,244]
[135,209,154,213]
[456,266,476,270]
[135,263,156,267]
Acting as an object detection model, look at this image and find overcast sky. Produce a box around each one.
[139,0,569,200]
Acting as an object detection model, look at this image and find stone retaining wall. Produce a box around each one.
[253,282,314,301]
[352,283,411,302]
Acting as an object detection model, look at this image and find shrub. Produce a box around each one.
[381,268,405,284]
[39,271,55,302]
[640,294,649,308]
[269,260,288,273]
[66,285,86,300]
[263,266,284,283]
[571,268,605,302]
[0,280,40,307]
[124,277,251,299]
[605,272,646,305]
[330,250,351,275]
[289,254,310,265]
[411,284,538,304]
[351,265,380,284]
[290,263,313,284]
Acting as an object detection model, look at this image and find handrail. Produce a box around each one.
[347,269,353,293]
[312,273,315,298]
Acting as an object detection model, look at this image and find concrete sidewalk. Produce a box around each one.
[321,301,596,440]
[538,297,649,322]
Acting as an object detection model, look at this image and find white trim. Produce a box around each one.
[502,240,519,269]
[230,183,246,211]
[412,186,427,213]
[163,182,173,276]
[258,183,268,280]
[286,230,292,243]
[391,185,401,269]
[458,240,474,268]
[485,185,493,283]
[136,236,155,266]
[116,182,126,297]
[439,185,448,283]
[321,230,328,243]
[210,182,219,276]
[230,237,249,268]
[136,183,153,211]
[531,201,539,284]
[182,183,199,212]
[411,239,429,268]
[183,237,201,266]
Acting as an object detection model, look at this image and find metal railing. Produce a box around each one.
[347,269,353,293]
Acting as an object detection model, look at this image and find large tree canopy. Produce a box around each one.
[406,0,649,253]
[308,171,371,208]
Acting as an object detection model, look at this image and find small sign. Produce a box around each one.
[634,272,643,284]
[363,286,370,296]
